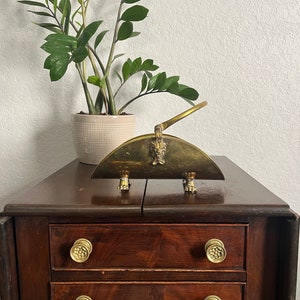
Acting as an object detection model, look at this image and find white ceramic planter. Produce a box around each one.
[71,114,136,165]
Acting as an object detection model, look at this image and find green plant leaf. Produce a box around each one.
[18,1,47,8]
[147,73,160,91]
[63,4,71,34]
[123,0,140,3]
[78,20,102,47]
[71,46,88,63]
[58,0,71,34]
[88,76,106,88]
[122,59,132,81]
[94,30,108,49]
[117,21,133,41]
[95,89,105,114]
[41,42,70,54]
[177,85,199,100]
[154,72,167,90]
[76,24,84,38]
[33,22,62,33]
[45,33,77,46]
[121,5,149,22]
[44,53,70,81]
[87,75,101,86]
[53,0,58,14]
[41,38,75,54]
[28,10,53,17]
[161,75,179,90]
[50,60,69,81]
[166,82,179,94]
[140,73,148,93]
[44,54,61,70]
[141,59,159,71]
[58,0,70,12]
[130,57,142,74]
[145,70,153,78]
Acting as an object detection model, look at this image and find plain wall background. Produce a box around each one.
[1,0,300,297]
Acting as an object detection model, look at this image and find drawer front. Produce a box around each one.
[51,282,244,300]
[50,224,246,271]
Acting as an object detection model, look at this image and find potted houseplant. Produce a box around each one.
[19,0,199,164]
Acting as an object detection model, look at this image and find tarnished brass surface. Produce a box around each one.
[70,238,93,263]
[92,133,224,180]
[204,296,221,300]
[205,239,227,264]
[92,100,224,182]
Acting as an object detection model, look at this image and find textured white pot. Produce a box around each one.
[71,114,136,165]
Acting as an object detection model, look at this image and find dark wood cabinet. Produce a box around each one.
[0,157,299,299]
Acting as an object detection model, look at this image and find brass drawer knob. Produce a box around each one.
[204,296,221,300]
[76,296,92,300]
[205,238,227,263]
[70,238,93,263]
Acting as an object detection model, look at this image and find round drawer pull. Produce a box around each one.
[205,238,227,263]
[204,296,221,300]
[76,296,92,300]
[70,238,93,263]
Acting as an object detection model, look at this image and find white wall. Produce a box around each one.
[1,0,300,297]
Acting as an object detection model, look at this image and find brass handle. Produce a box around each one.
[205,238,227,263]
[204,296,221,300]
[70,238,93,263]
[76,296,92,300]
[157,100,208,132]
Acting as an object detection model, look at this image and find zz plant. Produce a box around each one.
[19,0,199,115]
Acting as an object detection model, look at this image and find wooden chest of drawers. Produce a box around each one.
[0,157,298,300]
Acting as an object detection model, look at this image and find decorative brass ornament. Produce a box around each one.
[92,101,224,192]
[205,238,227,263]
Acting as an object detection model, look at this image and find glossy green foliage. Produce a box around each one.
[18,0,199,114]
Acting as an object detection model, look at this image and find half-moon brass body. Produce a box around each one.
[91,133,224,180]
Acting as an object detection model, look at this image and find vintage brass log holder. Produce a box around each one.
[92,101,224,193]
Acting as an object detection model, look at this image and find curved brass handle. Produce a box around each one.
[204,296,221,300]
[76,296,92,300]
[157,100,208,133]
[70,238,93,263]
[205,238,227,263]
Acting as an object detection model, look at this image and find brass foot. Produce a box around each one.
[183,172,197,193]
[118,170,130,191]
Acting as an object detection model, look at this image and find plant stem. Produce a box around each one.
[118,91,162,114]
[46,2,64,32]
[75,1,97,114]
[104,1,124,115]
[114,80,126,98]
[88,46,110,112]
[76,64,97,114]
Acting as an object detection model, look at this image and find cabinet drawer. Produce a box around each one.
[51,282,244,300]
[50,224,246,271]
